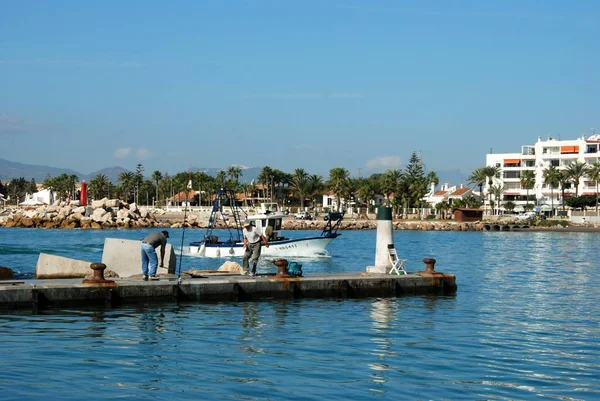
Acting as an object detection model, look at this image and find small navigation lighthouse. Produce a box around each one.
[366,206,394,273]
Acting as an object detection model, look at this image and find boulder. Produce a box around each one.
[0,266,14,279]
[218,261,243,273]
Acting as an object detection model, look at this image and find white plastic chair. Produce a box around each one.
[387,244,407,275]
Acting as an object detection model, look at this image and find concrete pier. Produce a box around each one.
[0,272,457,311]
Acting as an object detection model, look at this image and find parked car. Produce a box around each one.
[295,211,313,220]
[515,211,536,221]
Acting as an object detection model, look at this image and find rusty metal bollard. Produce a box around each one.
[272,259,289,276]
[422,258,436,273]
[82,263,115,285]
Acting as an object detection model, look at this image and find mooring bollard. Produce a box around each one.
[422,258,436,273]
[82,263,115,285]
[272,259,289,276]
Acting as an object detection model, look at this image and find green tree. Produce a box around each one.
[543,165,561,216]
[27,178,37,195]
[89,174,110,200]
[435,201,451,219]
[226,166,243,187]
[43,173,79,201]
[118,171,135,202]
[134,164,144,204]
[565,160,588,197]
[404,152,428,209]
[482,165,500,214]
[307,174,324,209]
[504,200,516,213]
[586,161,600,212]
[151,170,163,206]
[327,167,350,212]
[7,177,27,205]
[520,170,536,207]
[468,167,488,200]
[489,184,505,215]
[558,171,570,214]
[289,168,309,208]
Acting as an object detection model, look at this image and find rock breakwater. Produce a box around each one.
[0,201,488,231]
[0,198,161,229]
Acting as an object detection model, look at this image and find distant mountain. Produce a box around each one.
[0,158,83,182]
[0,158,470,189]
[0,158,131,183]
[86,166,131,184]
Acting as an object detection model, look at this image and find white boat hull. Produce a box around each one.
[189,236,337,258]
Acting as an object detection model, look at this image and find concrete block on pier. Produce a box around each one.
[35,253,93,279]
[366,265,387,274]
[101,238,176,277]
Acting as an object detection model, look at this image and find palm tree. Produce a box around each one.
[68,174,79,201]
[356,177,379,217]
[257,166,275,201]
[435,201,450,219]
[306,174,324,210]
[289,168,309,209]
[151,170,163,207]
[118,171,135,202]
[89,173,109,200]
[42,174,57,204]
[328,167,350,212]
[520,170,536,208]
[543,165,561,216]
[215,171,227,189]
[489,184,505,215]
[586,161,600,212]
[226,166,243,186]
[381,169,403,202]
[427,171,439,193]
[482,166,500,215]
[565,160,588,197]
[468,167,488,200]
[558,171,570,215]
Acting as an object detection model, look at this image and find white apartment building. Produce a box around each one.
[485,134,600,214]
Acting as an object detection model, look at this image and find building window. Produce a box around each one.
[550,160,559,167]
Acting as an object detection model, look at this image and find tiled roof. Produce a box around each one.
[168,191,196,201]
[449,187,471,197]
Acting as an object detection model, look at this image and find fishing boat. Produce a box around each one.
[188,189,343,258]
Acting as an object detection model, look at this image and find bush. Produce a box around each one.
[537,219,568,228]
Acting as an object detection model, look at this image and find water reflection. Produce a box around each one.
[368,299,394,390]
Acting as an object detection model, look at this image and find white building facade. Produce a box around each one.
[485,134,600,214]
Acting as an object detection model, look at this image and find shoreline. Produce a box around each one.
[2,207,598,232]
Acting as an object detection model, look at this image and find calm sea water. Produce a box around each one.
[1,227,599,400]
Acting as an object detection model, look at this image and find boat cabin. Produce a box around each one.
[247,207,285,241]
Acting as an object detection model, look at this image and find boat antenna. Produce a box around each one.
[177,172,192,278]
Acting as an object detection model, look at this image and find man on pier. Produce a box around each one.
[141,230,169,281]
[242,220,269,276]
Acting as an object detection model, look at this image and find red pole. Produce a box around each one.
[81,181,88,206]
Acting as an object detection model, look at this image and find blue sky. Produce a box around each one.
[1,0,599,179]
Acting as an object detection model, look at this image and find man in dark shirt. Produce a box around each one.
[141,230,169,281]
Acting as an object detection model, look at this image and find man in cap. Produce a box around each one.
[141,230,170,281]
[242,219,269,276]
